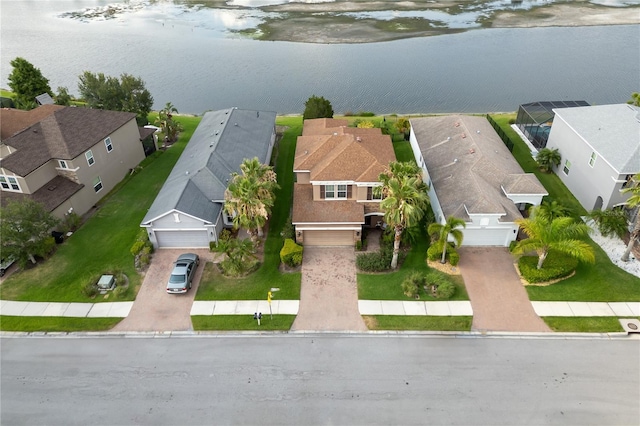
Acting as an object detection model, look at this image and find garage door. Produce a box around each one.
[462,228,511,247]
[304,230,354,246]
[155,230,210,248]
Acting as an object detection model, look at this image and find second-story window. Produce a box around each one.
[322,184,350,199]
[58,160,69,169]
[86,150,95,166]
[367,186,383,200]
[0,175,21,192]
[105,137,113,153]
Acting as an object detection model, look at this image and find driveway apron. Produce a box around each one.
[291,247,367,332]
[458,247,551,333]
[111,249,214,332]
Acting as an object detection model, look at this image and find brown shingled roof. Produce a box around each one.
[0,105,64,141]
[0,175,83,213]
[292,184,364,224]
[1,107,136,176]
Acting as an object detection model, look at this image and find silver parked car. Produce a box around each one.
[166,253,200,294]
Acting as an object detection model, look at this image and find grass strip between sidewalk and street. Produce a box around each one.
[363,315,472,331]
[0,316,122,332]
[191,315,296,331]
[542,317,638,333]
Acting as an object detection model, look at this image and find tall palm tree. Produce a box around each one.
[513,206,595,270]
[621,173,640,262]
[224,158,279,241]
[428,216,466,264]
[379,162,429,269]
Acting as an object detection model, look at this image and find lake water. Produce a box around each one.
[1,0,638,115]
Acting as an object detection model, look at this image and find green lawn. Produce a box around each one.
[364,315,472,331]
[195,116,303,301]
[0,115,202,302]
[192,315,296,331]
[490,114,640,301]
[542,317,634,333]
[358,239,469,301]
[0,316,122,332]
[393,141,415,163]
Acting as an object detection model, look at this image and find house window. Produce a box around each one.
[563,159,571,175]
[367,186,383,200]
[0,175,21,192]
[589,152,597,167]
[86,150,95,166]
[322,184,350,199]
[104,137,113,153]
[93,176,103,193]
[58,160,69,169]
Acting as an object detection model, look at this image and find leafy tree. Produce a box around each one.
[621,173,640,262]
[78,71,153,125]
[428,216,466,264]
[55,86,72,106]
[154,102,183,143]
[535,147,561,173]
[587,208,628,240]
[513,205,594,270]
[224,158,279,242]
[0,199,59,269]
[628,92,640,107]
[303,95,334,120]
[378,161,429,269]
[395,117,410,135]
[7,57,53,110]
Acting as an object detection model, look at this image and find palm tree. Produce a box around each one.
[379,162,429,269]
[535,148,561,173]
[621,173,640,262]
[428,216,466,264]
[154,102,183,143]
[537,199,571,220]
[513,206,595,270]
[224,158,279,242]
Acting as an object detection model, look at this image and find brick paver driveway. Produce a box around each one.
[458,247,551,333]
[111,249,216,332]
[291,247,367,332]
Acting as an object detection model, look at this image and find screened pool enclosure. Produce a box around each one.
[515,101,590,149]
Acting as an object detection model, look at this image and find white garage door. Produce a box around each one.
[462,228,511,246]
[155,230,210,248]
[304,230,354,246]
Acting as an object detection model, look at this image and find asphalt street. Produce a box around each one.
[1,335,638,425]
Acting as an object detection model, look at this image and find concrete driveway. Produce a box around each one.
[291,247,367,332]
[457,247,551,333]
[111,249,216,332]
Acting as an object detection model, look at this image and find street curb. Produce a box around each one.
[1,330,637,340]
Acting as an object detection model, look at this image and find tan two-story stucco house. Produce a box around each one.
[0,105,146,219]
[292,118,396,246]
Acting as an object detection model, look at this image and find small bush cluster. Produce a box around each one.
[425,272,457,299]
[280,214,295,241]
[426,243,459,266]
[280,238,304,267]
[401,272,426,298]
[356,246,394,272]
[130,229,153,271]
[82,280,99,298]
[518,250,578,283]
[219,258,260,277]
[61,211,82,233]
[358,111,375,117]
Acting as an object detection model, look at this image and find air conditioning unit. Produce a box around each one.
[97,275,116,292]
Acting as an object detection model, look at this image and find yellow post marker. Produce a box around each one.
[267,291,273,319]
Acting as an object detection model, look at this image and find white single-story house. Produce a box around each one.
[545,103,640,211]
[409,115,548,246]
[141,108,277,249]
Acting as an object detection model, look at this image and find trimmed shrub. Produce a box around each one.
[356,248,393,272]
[358,111,375,117]
[448,248,460,266]
[280,238,303,267]
[433,281,456,299]
[427,242,460,266]
[518,250,578,283]
[401,272,426,298]
[427,244,441,261]
[130,240,146,257]
[355,240,363,251]
[82,280,98,298]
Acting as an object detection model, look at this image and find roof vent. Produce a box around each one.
[453,158,458,163]
[215,130,219,135]
[333,132,338,136]
[47,185,57,191]
[185,171,189,175]
[356,137,362,142]
[234,123,238,126]
[476,130,480,134]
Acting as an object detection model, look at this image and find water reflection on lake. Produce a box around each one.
[0,0,638,115]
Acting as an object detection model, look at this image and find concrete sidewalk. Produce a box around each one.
[2,299,639,318]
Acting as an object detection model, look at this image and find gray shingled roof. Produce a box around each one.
[410,115,547,222]
[1,107,136,176]
[552,104,640,174]
[141,108,277,225]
